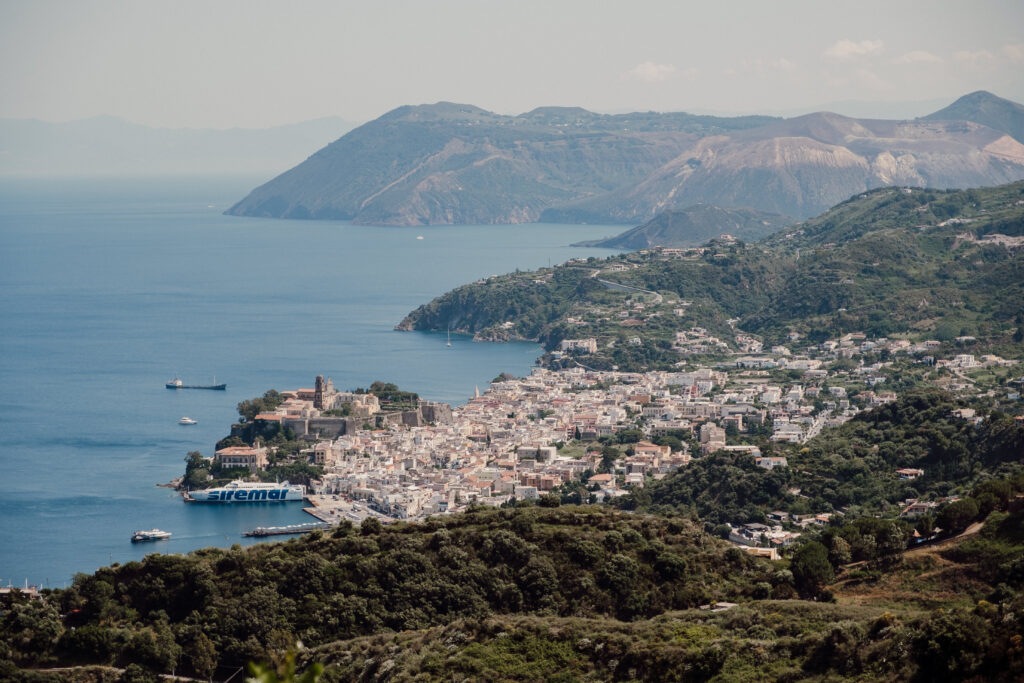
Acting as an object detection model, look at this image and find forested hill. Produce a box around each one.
[573,204,793,249]
[398,180,1024,361]
[226,93,1024,226]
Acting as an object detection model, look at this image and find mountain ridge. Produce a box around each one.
[922,89,1024,144]
[572,204,793,249]
[227,93,1024,226]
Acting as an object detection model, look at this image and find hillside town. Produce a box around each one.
[206,329,1019,556]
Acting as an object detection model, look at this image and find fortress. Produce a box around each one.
[241,374,454,441]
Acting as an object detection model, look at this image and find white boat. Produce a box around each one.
[447,327,452,347]
[132,529,171,542]
[178,416,197,425]
[188,479,306,503]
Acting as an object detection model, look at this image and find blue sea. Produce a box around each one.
[0,176,620,587]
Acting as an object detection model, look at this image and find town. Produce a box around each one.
[201,329,1020,558]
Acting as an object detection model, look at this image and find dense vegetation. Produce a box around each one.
[618,389,1024,523]
[308,581,1024,682]
[573,204,793,249]
[0,508,780,679]
[400,181,1024,360]
[8,502,1024,681]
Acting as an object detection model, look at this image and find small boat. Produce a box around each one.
[178,416,197,425]
[447,327,452,347]
[166,377,226,390]
[131,529,171,542]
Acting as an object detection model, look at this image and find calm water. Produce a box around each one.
[0,176,620,586]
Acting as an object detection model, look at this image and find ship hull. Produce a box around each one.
[188,481,305,503]
[167,383,226,390]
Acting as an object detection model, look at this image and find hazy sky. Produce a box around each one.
[2,0,1022,129]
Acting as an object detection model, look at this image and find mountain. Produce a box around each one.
[225,103,776,224]
[545,110,1024,223]
[397,180,1024,361]
[0,115,356,176]
[227,94,1024,226]
[572,204,793,249]
[922,90,1024,145]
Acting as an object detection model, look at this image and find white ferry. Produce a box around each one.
[132,529,171,542]
[188,479,305,503]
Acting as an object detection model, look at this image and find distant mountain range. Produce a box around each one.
[226,91,1024,226]
[0,115,356,176]
[572,204,793,249]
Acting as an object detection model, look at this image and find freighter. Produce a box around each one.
[166,377,226,390]
[187,479,305,503]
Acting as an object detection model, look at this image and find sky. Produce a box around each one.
[2,0,1022,129]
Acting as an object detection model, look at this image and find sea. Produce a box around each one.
[0,175,620,588]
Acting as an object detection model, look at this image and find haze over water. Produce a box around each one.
[0,176,619,586]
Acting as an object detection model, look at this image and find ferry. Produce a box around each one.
[187,479,305,503]
[131,529,171,542]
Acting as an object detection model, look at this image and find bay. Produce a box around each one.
[0,176,620,586]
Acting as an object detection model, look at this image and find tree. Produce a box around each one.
[184,632,217,680]
[790,541,834,597]
[183,451,210,490]
[599,444,619,474]
[237,390,284,422]
[248,648,323,683]
[915,514,935,538]
[936,498,979,535]
[828,536,852,567]
[538,493,561,507]
[360,517,382,535]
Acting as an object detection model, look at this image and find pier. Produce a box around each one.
[242,522,330,537]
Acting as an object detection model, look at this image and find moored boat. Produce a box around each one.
[187,479,306,503]
[131,529,171,542]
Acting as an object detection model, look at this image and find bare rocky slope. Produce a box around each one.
[227,92,1024,226]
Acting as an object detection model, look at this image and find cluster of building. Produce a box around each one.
[204,315,1019,544]
[209,342,901,523]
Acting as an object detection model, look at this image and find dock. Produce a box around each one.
[242,522,330,537]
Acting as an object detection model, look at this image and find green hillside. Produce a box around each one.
[573,204,793,250]
[398,181,1024,364]
[619,389,1024,524]
[6,491,1024,681]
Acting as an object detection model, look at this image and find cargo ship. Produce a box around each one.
[166,377,226,390]
[186,479,305,503]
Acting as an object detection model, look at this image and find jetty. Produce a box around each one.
[243,522,330,537]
